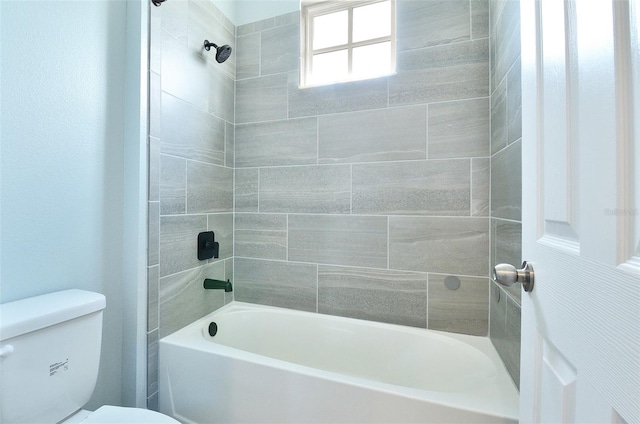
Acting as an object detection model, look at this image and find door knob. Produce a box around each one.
[493,261,534,292]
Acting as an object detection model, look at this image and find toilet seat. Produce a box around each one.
[71,406,179,423]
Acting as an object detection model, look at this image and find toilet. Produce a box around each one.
[0,289,179,423]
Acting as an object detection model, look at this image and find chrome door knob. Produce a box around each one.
[493,261,535,292]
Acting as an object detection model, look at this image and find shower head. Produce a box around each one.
[204,40,232,64]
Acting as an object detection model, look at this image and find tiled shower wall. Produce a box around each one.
[146,0,235,409]
[489,0,522,388]
[234,0,493,334]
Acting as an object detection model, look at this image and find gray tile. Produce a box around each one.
[428,98,490,159]
[235,118,318,167]
[236,32,260,80]
[288,214,388,268]
[494,218,522,301]
[159,214,207,277]
[275,11,300,27]
[389,216,490,276]
[190,0,235,35]
[472,158,490,216]
[161,30,210,112]
[396,0,470,51]
[489,280,507,350]
[208,213,233,260]
[318,266,427,328]
[186,162,233,213]
[259,165,351,213]
[159,261,226,337]
[507,57,522,144]
[390,39,489,106]
[161,30,234,122]
[161,92,225,165]
[261,23,299,75]
[187,0,235,78]
[504,295,521,388]
[352,160,471,216]
[234,258,317,312]
[318,106,427,164]
[150,72,161,138]
[149,137,160,202]
[289,72,389,118]
[235,168,259,212]
[237,17,275,36]
[225,122,234,168]
[207,67,235,123]
[147,329,159,395]
[236,73,289,123]
[235,213,287,260]
[491,78,507,155]
[471,0,490,39]
[491,140,521,220]
[160,155,186,215]
[428,274,489,335]
[161,0,188,44]
[147,392,159,412]
[148,265,159,332]
[148,201,160,266]
[492,0,520,89]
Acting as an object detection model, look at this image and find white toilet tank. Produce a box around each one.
[0,290,106,424]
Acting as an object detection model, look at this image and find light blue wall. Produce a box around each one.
[0,0,130,408]
[215,0,299,26]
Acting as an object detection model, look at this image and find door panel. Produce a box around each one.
[520,0,640,422]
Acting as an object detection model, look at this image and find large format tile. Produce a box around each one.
[259,165,351,213]
[492,0,520,89]
[159,214,208,277]
[389,216,489,276]
[234,258,317,312]
[318,106,427,163]
[389,39,489,106]
[396,0,470,51]
[149,137,160,202]
[235,118,318,167]
[207,213,233,260]
[491,140,521,220]
[471,0,490,39]
[490,78,507,155]
[235,168,259,212]
[187,0,235,78]
[161,0,187,44]
[493,218,522,301]
[236,73,289,123]
[504,296,521,388]
[148,201,160,266]
[225,122,234,168]
[159,261,226,337]
[186,162,233,213]
[160,154,186,215]
[318,265,427,328]
[161,92,225,165]
[472,158,490,216]
[235,213,288,260]
[289,73,389,118]
[261,23,299,75]
[507,57,522,144]
[288,214,388,268]
[352,160,470,216]
[236,32,260,80]
[148,265,159,332]
[390,39,489,106]
[428,98,490,159]
[428,274,489,335]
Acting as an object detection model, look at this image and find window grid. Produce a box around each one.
[301,0,396,87]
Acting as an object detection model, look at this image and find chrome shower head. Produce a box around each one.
[204,40,232,64]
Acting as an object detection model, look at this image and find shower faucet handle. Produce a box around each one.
[493,261,535,292]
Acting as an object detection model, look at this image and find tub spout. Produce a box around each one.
[203,278,232,292]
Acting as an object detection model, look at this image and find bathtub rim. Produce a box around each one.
[159,301,519,421]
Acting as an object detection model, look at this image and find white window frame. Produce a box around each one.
[300,0,396,87]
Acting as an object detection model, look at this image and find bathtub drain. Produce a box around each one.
[208,322,218,337]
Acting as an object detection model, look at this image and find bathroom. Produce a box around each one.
[1,0,637,422]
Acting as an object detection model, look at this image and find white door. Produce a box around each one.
[518,0,640,422]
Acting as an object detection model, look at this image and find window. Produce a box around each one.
[301,0,396,87]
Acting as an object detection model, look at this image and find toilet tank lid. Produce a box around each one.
[0,289,106,342]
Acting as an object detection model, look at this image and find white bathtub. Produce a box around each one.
[159,302,518,423]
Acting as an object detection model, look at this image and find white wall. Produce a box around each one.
[0,0,131,408]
